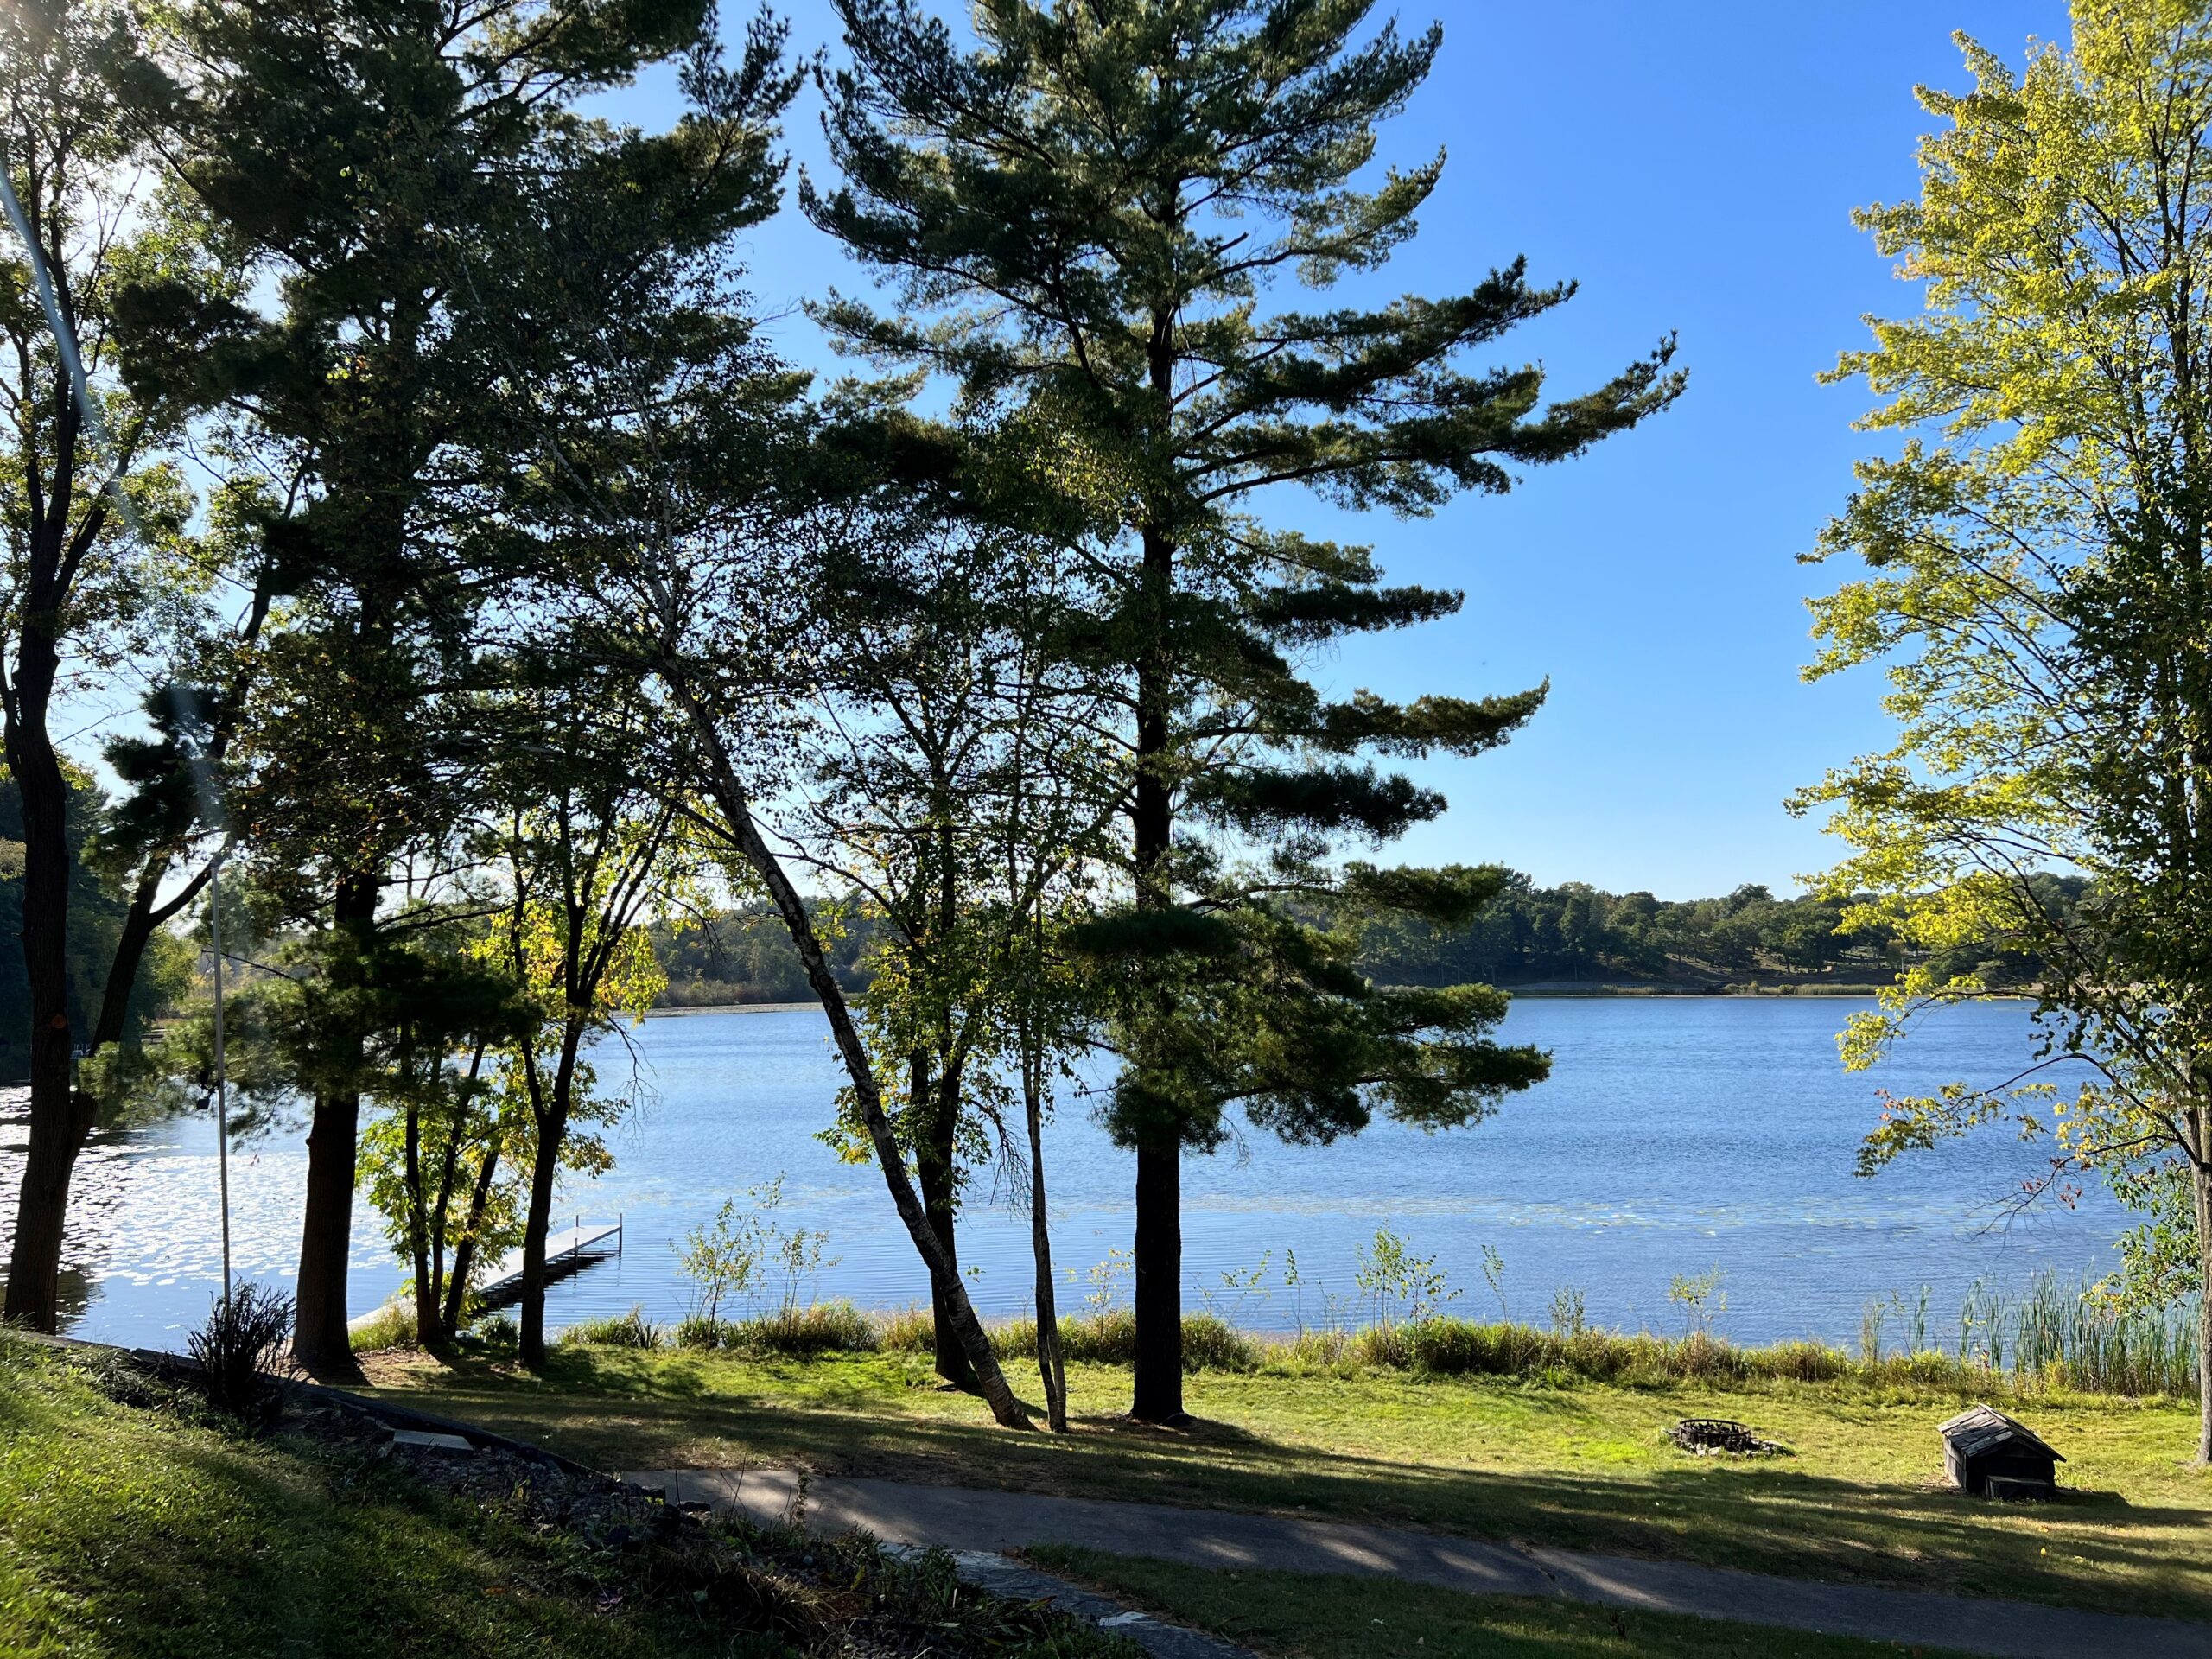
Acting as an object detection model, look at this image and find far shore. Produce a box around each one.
[645,1001,819,1018]
[644,985,1962,1017]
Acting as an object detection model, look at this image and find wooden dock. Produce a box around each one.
[473,1218,624,1308]
[348,1216,623,1331]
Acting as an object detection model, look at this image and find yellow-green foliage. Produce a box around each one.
[349,1299,416,1354]
[560,1306,663,1349]
[670,1302,879,1357]
[1796,0,2212,1339]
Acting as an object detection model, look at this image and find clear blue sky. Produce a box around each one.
[607,1,2071,901]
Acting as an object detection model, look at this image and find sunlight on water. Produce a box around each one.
[0,998,2127,1350]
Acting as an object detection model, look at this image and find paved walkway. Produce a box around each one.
[624,1466,2212,1659]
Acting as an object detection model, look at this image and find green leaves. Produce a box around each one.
[1810,0,2212,1329]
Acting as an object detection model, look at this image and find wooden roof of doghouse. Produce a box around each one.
[1938,1404,2064,1462]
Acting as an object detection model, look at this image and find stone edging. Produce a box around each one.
[897,1547,1253,1659]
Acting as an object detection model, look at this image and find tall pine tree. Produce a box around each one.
[125,0,733,1372]
[809,0,1681,1417]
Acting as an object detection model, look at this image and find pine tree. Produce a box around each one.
[809,0,1681,1417]
[125,0,747,1373]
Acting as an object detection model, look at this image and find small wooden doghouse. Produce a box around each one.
[1940,1404,2063,1498]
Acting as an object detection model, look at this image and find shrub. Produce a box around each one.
[1058,1309,1138,1365]
[992,1311,1252,1372]
[673,1314,727,1350]
[563,1306,664,1349]
[186,1284,298,1427]
[467,1313,518,1350]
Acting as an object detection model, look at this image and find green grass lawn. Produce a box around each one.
[0,1332,1122,1658]
[362,1342,2212,1624]
[0,1340,693,1658]
[1022,1545,1966,1658]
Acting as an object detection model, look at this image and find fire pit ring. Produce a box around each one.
[1669,1418,1786,1456]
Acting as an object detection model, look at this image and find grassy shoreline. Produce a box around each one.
[496,1295,2202,1403]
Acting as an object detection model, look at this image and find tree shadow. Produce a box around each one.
[365,1355,2212,1626]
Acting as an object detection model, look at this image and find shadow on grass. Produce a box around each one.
[365,1351,2212,1626]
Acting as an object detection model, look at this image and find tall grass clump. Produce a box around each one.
[187,1285,300,1427]
[561,1306,663,1349]
[673,1302,880,1356]
[879,1305,934,1354]
[1973,1272,2198,1397]
[1312,1287,2196,1397]
[1338,1318,1840,1386]
[346,1298,415,1355]
[976,1311,1255,1371]
[737,1301,879,1357]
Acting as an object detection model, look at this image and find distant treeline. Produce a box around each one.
[1355,870,2082,991]
[649,873,2084,1007]
[650,911,877,1007]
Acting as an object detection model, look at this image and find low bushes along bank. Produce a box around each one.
[537,1301,2197,1400]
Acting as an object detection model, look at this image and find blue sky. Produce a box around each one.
[608,1,2072,900]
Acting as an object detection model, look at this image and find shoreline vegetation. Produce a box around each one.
[358,1288,2203,1404]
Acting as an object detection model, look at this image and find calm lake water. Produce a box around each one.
[3,997,2127,1351]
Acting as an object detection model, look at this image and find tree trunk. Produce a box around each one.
[292,1087,364,1376]
[91,875,164,1051]
[404,1104,438,1349]
[518,1100,566,1369]
[1,655,85,1332]
[672,682,1028,1427]
[421,1105,464,1350]
[2195,1127,2210,1466]
[442,1140,501,1336]
[1128,505,1185,1420]
[1026,1050,1067,1432]
[291,874,378,1379]
[1132,1139,1184,1421]
[915,1052,976,1389]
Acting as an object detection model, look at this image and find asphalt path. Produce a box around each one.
[625,1465,2212,1659]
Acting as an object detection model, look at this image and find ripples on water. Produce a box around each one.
[0,997,2125,1350]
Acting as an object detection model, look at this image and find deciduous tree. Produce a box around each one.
[0,0,226,1328]
[1799,1,2212,1463]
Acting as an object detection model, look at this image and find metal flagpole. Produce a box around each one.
[208,844,233,1307]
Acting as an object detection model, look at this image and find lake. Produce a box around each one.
[3,996,2127,1352]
